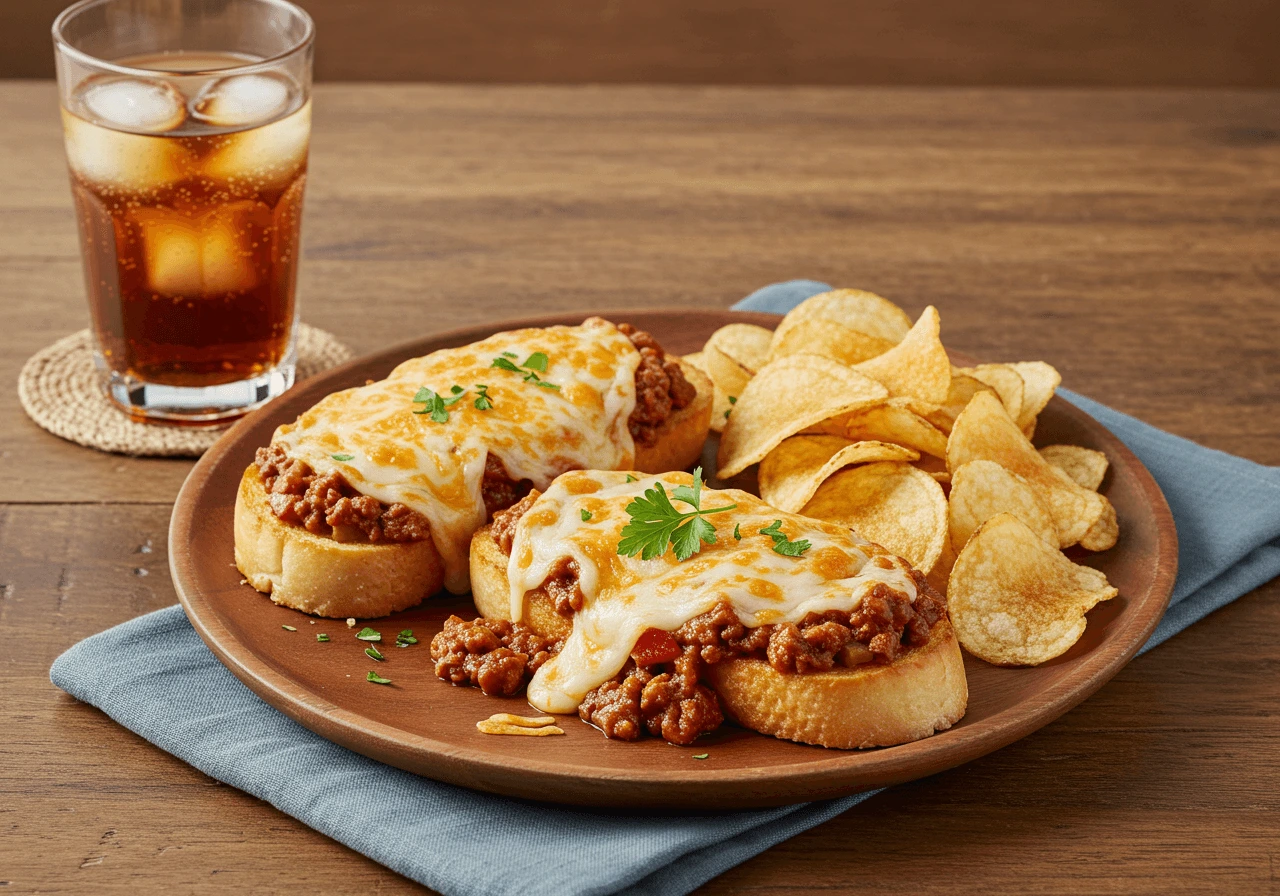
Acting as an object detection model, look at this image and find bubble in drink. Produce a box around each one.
[78,75,186,133]
[192,73,293,127]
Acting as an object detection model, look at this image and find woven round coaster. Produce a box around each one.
[18,324,353,457]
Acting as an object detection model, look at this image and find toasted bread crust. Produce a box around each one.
[468,523,969,748]
[234,466,446,618]
[233,359,712,618]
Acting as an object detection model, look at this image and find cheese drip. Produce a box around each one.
[272,320,640,592]
[508,470,921,714]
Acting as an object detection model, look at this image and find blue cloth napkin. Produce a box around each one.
[51,281,1280,896]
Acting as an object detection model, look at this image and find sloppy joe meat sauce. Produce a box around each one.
[432,493,948,745]
[254,321,694,543]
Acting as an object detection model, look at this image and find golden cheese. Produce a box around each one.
[273,319,641,592]
[508,470,922,714]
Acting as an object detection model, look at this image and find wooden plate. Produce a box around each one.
[170,309,1177,810]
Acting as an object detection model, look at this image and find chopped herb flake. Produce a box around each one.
[759,519,811,557]
[450,384,464,394]
[626,474,638,483]
[411,387,450,423]
[316,633,330,642]
[365,645,385,661]
[281,624,297,632]
[522,351,549,372]
[581,508,592,521]
[355,627,381,642]
[501,351,518,359]
[491,356,522,373]
[331,453,354,462]
[395,629,418,647]
[693,753,709,760]
[366,671,392,685]
[733,523,742,541]
[474,384,494,410]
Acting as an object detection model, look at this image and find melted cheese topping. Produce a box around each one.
[508,470,921,714]
[272,320,640,592]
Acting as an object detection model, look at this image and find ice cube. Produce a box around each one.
[204,100,311,189]
[133,202,264,295]
[62,108,190,192]
[192,73,294,128]
[76,75,187,134]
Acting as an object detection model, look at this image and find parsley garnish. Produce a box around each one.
[491,352,560,391]
[395,629,418,648]
[366,671,392,685]
[759,520,811,557]
[581,508,592,522]
[474,384,493,410]
[355,627,381,642]
[617,467,737,562]
[365,645,385,662]
[411,387,450,423]
[693,753,709,760]
[626,474,637,483]
[733,523,741,541]
[331,453,354,462]
[281,624,296,632]
[724,395,738,420]
[316,633,330,642]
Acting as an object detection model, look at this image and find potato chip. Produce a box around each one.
[911,453,950,483]
[476,720,566,736]
[758,435,919,513]
[924,373,993,434]
[1038,444,1109,491]
[962,364,1025,424]
[853,306,951,407]
[1079,499,1119,551]
[767,317,895,366]
[1009,361,1061,435]
[925,534,956,596]
[684,351,736,434]
[703,323,774,400]
[947,512,1118,665]
[810,404,949,459]
[773,288,913,345]
[947,392,1115,549]
[949,460,1057,552]
[716,354,888,479]
[801,462,948,575]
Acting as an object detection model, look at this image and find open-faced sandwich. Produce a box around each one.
[235,318,713,617]
[436,468,968,749]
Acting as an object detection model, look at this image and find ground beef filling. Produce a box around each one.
[615,321,697,447]
[255,445,532,544]
[430,615,561,697]
[439,501,948,744]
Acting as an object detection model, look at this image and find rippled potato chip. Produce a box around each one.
[962,364,1025,425]
[716,355,888,479]
[801,462,948,575]
[1009,361,1061,436]
[810,403,949,459]
[926,533,957,596]
[948,512,1118,665]
[703,323,774,399]
[759,435,919,513]
[949,460,1057,552]
[684,351,736,434]
[768,318,895,366]
[853,306,951,407]
[924,373,994,434]
[773,288,913,346]
[1039,444,1109,491]
[948,392,1115,550]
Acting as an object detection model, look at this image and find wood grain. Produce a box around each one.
[7,0,1280,87]
[2,81,1279,892]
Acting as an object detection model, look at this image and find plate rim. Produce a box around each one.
[170,308,1179,808]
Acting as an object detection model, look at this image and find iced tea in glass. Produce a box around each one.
[52,0,314,423]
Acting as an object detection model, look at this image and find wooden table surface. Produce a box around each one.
[3,81,1278,894]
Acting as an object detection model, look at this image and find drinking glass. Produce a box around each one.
[52,0,314,423]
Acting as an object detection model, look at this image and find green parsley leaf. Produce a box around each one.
[331,453,354,462]
[411,387,450,423]
[733,523,741,541]
[441,388,467,407]
[533,379,561,391]
[395,629,418,648]
[581,508,592,522]
[366,671,392,685]
[759,520,811,557]
[491,356,522,373]
[281,624,296,632]
[474,384,493,410]
[355,627,381,642]
[692,753,709,760]
[450,385,464,394]
[501,351,518,359]
[365,645,385,661]
[522,351,549,372]
[724,395,738,420]
[626,474,638,483]
[617,467,737,562]
[316,633,330,642]
[493,353,560,391]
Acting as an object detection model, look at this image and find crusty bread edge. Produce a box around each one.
[633,360,713,475]
[234,465,446,618]
[469,522,969,749]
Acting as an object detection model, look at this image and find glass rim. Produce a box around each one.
[51,0,315,79]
